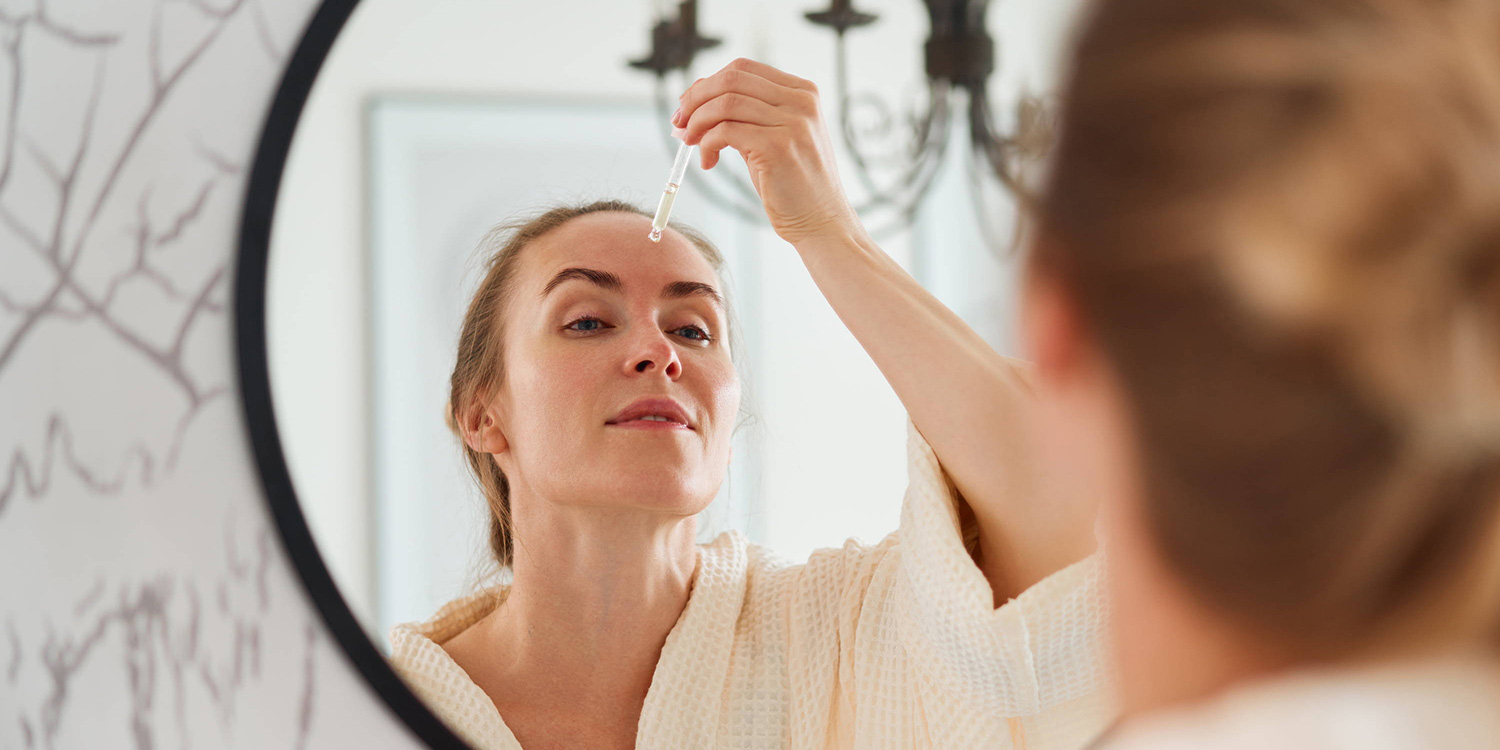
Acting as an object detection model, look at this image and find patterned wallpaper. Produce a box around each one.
[0,1,422,746]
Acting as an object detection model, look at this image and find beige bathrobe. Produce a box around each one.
[388,423,1114,749]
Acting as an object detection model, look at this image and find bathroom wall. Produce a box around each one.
[0,1,422,746]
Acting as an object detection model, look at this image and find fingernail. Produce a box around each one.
[671,106,682,125]
[672,126,687,142]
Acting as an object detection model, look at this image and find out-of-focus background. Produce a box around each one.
[267,0,1085,645]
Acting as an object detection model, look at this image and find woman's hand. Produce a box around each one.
[674,58,863,247]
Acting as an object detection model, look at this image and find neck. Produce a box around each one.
[483,497,700,700]
[1115,588,1289,720]
[1109,519,1293,720]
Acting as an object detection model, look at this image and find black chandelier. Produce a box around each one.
[628,0,1055,248]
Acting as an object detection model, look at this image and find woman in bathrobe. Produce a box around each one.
[996,0,1500,747]
[385,60,1110,750]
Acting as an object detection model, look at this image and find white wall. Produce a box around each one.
[0,1,432,746]
[268,0,1083,634]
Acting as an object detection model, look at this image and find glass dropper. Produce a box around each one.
[649,139,695,242]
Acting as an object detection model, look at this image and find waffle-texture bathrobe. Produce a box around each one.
[388,422,1113,749]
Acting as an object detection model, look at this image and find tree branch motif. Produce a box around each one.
[0,385,230,511]
[246,0,284,61]
[0,0,272,517]
[5,618,19,684]
[73,0,248,268]
[0,415,157,511]
[294,621,317,750]
[73,578,107,618]
[22,518,320,749]
[2,3,124,49]
[0,2,338,745]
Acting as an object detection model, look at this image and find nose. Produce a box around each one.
[626,328,682,380]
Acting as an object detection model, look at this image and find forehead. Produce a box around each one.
[519,211,720,290]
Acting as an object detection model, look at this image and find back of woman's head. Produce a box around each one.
[1039,0,1500,654]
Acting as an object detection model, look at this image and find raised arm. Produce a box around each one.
[675,59,1095,601]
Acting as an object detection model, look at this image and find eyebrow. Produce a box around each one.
[662,280,723,307]
[542,267,622,296]
[542,267,723,308]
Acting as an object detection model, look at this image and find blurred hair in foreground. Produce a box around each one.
[1038,0,1500,656]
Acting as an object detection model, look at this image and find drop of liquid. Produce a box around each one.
[648,228,663,243]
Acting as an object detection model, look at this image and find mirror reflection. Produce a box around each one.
[267,0,1096,747]
[259,0,1500,747]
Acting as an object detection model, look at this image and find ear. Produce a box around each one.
[1021,255,1090,386]
[458,397,509,455]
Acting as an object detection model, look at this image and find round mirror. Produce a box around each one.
[239,0,1085,745]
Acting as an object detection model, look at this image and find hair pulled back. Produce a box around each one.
[1039,0,1500,654]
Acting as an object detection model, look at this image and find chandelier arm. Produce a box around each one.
[833,33,953,215]
[965,91,1031,257]
[853,96,959,241]
[844,79,955,220]
[966,137,1027,257]
[844,118,945,214]
[970,88,1033,203]
[859,100,960,241]
[871,92,955,218]
[886,79,955,197]
[878,80,955,209]
[909,78,951,155]
[833,32,892,201]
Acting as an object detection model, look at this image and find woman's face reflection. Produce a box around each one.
[489,211,740,518]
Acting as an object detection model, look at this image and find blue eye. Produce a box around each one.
[565,316,608,333]
[674,325,712,342]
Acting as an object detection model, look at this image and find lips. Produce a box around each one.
[607,397,694,430]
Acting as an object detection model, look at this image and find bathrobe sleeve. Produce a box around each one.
[888,419,1114,748]
[760,420,1115,750]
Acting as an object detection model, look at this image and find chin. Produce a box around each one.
[612,476,718,516]
[592,459,722,516]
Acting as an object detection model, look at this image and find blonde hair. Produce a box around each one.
[446,200,726,569]
[1039,0,1500,654]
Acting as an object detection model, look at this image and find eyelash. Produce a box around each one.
[675,324,714,343]
[563,316,714,343]
[563,316,610,334]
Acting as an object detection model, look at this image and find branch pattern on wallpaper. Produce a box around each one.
[0,0,282,512]
[18,515,320,750]
[0,2,357,747]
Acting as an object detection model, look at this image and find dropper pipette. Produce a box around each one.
[649,139,695,242]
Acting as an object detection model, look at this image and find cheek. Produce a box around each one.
[506,337,607,439]
[699,358,742,442]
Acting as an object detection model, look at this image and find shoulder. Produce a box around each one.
[702,529,899,583]
[387,588,504,682]
[699,528,899,629]
[385,590,520,750]
[1101,653,1500,750]
[390,587,504,649]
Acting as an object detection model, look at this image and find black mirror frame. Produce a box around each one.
[234,1,470,747]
